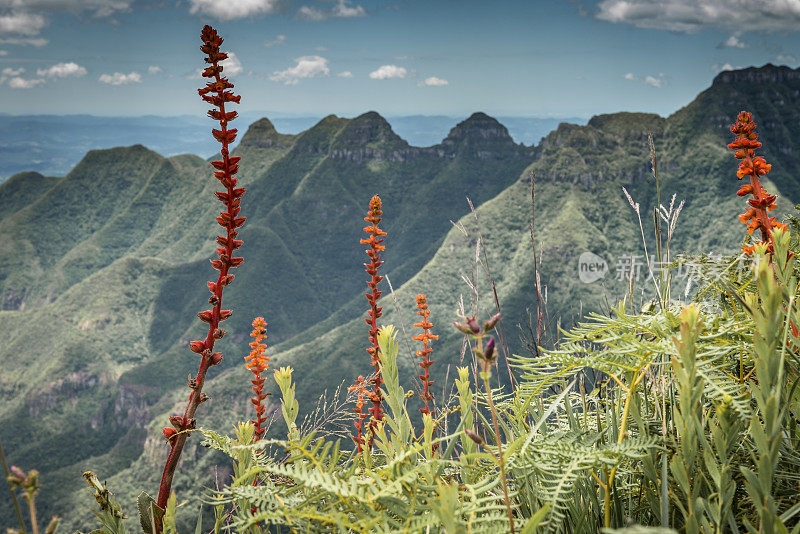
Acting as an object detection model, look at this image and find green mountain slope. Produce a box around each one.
[2,64,800,530]
[0,110,531,528]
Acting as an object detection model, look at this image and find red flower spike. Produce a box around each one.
[728,111,788,256]
[156,25,246,516]
[360,195,387,447]
[412,294,438,416]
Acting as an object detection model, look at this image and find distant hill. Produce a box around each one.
[1,64,798,530]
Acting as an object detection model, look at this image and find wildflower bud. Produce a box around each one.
[198,310,214,323]
[207,281,217,293]
[169,416,184,429]
[467,317,481,334]
[44,516,59,534]
[202,348,212,358]
[25,470,39,490]
[189,341,205,354]
[213,328,225,339]
[483,312,501,333]
[186,418,197,430]
[454,321,473,335]
[209,352,223,365]
[8,466,26,485]
[162,427,178,441]
[199,393,209,403]
[219,309,232,320]
[465,429,483,445]
[483,337,496,362]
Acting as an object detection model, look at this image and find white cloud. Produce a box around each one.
[644,75,662,87]
[264,34,286,47]
[8,76,44,88]
[718,34,746,48]
[369,64,407,80]
[776,54,797,64]
[0,12,46,36]
[188,0,277,20]
[297,6,325,21]
[711,63,741,73]
[623,71,666,87]
[99,71,141,85]
[0,37,47,46]
[419,76,448,86]
[147,65,162,75]
[332,0,365,17]
[596,0,800,33]
[0,1,132,18]
[270,55,329,84]
[298,0,366,21]
[220,52,243,76]
[337,70,353,77]
[36,61,86,78]
[2,66,23,75]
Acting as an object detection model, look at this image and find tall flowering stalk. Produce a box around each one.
[413,294,437,415]
[246,317,269,440]
[156,25,245,514]
[348,375,369,452]
[728,111,788,254]
[361,195,387,436]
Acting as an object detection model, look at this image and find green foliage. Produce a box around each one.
[193,228,800,532]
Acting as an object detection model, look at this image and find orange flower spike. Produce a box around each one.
[360,194,386,447]
[412,294,438,416]
[728,111,787,255]
[348,375,369,451]
[245,317,269,439]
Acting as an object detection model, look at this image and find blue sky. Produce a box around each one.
[0,0,798,119]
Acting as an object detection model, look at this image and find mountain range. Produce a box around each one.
[1,64,799,529]
[0,114,584,180]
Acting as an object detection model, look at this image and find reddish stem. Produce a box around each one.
[156,25,244,515]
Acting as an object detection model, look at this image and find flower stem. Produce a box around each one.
[0,436,26,533]
[478,337,515,533]
[26,495,38,534]
[156,25,244,520]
